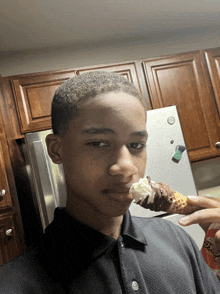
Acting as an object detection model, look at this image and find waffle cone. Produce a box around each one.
[166,191,200,215]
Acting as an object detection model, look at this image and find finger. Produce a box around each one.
[213,230,220,255]
[187,195,220,209]
[179,208,220,226]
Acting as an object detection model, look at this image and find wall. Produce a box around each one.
[192,158,220,196]
[0,26,220,76]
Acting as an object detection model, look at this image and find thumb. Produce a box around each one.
[179,208,220,226]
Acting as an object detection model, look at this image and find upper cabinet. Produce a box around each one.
[77,62,139,84]
[203,48,220,117]
[3,49,220,162]
[76,62,152,110]
[9,62,151,134]
[142,51,220,162]
[10,70,76,133]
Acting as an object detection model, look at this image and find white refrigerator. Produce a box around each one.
[23,106,205,248]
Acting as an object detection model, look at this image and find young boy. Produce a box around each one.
[0,71,219,293]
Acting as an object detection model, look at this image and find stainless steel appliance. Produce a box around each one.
[23,106,205,248]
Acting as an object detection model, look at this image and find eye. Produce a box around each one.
[87,141,109,147]
[129,142,146,150]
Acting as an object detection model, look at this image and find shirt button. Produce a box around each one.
[132,280,139,291]
[120,242,124,248]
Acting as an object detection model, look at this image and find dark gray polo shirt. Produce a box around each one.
[0,207,219,293]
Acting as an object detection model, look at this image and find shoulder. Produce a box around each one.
[131,215,207,268]
[131,214,185,233]
[131,215,194,248]
[0,247,64,294]
[131,216,220,291]
[0,247,40,274]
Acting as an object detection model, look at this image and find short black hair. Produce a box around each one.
[52,71,147,136]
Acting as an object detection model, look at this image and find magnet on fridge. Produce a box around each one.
[172,145,186,162]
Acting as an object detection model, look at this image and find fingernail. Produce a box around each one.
[187,196,198,201]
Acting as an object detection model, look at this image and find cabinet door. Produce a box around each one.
[0,137,12,209]
[204,48,220,117]
[143,51,220,162]
[76,62,151,110]
[0,212,21,265]
[11,71,76,133]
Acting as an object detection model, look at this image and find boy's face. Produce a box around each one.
[49,91,147,218]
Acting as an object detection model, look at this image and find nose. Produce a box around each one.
[108,145,138,178]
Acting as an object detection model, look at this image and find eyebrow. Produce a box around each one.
[131,130,148,138]
[82,127,115,134]
[82,127,148,138]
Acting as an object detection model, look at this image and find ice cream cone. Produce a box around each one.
[166,191,199,214]
[130,177,200,215]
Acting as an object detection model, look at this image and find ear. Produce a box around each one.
[46,134,62,164]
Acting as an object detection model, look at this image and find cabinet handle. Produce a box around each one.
[215,142,220,148]
[5,228,13,236]
[0,189,5,196]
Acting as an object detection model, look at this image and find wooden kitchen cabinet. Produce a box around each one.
[4,48,220,162]
[0,212,21,265]
[0,113,12,209]
[203,48,220,118]
[76,61,152,110]
[142,51,220,162]
[0,137,22,265]
[0,88,24,264]
[0,137,13,209]
[76,62,140,83]
[10,70,76,133]
[9,62,151,134]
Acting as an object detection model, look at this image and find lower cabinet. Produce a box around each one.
[0,212,22,265]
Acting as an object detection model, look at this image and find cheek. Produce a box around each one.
[63,154,107,181]
[85,157,106,174]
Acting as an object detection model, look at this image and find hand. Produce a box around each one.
[179,195,220,255]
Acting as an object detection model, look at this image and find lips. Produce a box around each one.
[108,188,130,194]
[104,184,132,194]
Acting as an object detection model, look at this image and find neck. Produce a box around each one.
[65,199,124,240]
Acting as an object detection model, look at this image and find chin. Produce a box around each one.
[110,201,132,217]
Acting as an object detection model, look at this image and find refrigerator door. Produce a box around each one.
[24,130,66,231]
[130,105,197,217]
[129,105,204,249]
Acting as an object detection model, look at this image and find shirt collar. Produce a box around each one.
[45,207,147,261]
[121,210,148,246]
[45,208,115,260]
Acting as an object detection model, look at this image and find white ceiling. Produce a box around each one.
[1,0,220,52]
